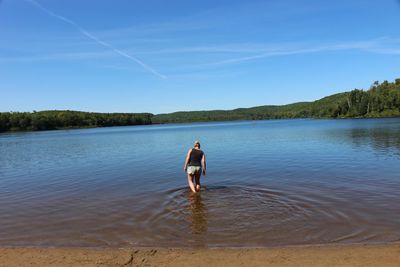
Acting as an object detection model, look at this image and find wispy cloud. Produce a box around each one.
[23,0,166,79]
[366,48,400,55]
[206,38,400,66]
[0,51,115,62]
[2,34,400,74]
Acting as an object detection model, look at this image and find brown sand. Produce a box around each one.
[1,243,400,267]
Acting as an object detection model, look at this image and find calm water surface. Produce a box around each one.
[1,118,400,248]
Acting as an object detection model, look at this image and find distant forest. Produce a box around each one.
[0,111,153,132]
[153,78,400,123]
[1,78,400,132]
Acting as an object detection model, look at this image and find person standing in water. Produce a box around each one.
[184,140,206,193]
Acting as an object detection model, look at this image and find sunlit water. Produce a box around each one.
[0,118,400,248]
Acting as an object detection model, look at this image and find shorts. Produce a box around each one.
[187,166,201,175]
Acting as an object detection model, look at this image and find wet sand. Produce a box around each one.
[1,243,400,267]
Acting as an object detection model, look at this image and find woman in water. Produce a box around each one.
[184,140,206,193]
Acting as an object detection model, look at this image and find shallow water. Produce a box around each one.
[0,118,400,247]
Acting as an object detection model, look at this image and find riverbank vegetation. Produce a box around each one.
[1,79,399,132]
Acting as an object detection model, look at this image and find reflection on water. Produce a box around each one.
[327,119,400,156]
[0,118,400,248]
[349,128,400,156]
[187,192,208,246]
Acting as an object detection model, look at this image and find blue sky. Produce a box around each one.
[1,0,400,114]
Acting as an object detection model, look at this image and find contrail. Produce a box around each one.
[24,0,166,79]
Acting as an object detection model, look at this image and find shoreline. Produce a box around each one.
[1,242,400,267]
[1,116,399,134]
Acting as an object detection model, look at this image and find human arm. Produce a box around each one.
[184,149,192,172]
[201,153,206,175]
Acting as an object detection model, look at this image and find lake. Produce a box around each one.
[0,118,400,248]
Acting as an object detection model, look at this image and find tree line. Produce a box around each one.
[1,78,400,132]
[152,78,400,123]
[0,110,153,132]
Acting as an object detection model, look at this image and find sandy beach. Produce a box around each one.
[1,243,399,267]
